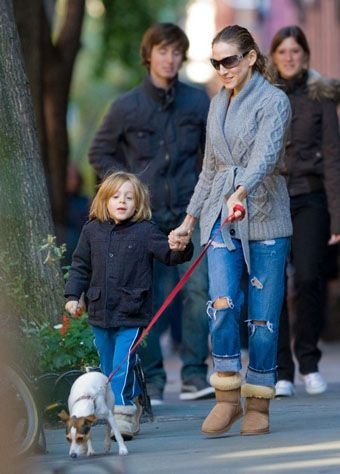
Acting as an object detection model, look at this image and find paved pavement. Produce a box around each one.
[22,340,340,474]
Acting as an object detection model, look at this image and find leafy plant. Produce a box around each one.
[21,310,99,374]
[97,0,185,81]
[40,234,67,266]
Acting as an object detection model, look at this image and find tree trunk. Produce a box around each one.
[12,0,47,166]
[42,1,85,239]
[12,0,85,241]
[0,0,64,325]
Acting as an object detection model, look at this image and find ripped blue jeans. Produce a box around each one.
[207,219,290,387]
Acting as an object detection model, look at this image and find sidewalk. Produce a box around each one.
[24,341,340,474]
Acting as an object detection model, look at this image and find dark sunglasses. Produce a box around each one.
[210,51,251,70]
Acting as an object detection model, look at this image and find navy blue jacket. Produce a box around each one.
[89,75,210,233]
[64,219,193,328]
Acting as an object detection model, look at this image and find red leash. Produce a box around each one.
[107,204,245,383]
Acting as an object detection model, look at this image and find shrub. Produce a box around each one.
[21,310,99,374]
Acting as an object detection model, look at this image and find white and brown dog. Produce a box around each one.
[58,371,128,457]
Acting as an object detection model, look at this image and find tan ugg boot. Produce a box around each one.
[240,383,275,436]
[113,404,139,441]
[201,372,243,435]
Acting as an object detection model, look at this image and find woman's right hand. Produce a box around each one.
[168,229,191,250]
[65,300,79,316]
[169,215,197,250]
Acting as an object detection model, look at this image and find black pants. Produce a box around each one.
[277,192,330,381]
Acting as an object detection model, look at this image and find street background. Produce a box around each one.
[24,340,340,474]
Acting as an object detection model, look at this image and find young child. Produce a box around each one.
[64,171,193,440]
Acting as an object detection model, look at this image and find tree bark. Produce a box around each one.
[42,0,85,238]
[12,0,85,240]
[12,0,46,165]
[0,0,64,325]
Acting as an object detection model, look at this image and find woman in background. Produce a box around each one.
[270,25,340,397]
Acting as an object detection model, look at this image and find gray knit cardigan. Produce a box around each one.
[186,71,293,271]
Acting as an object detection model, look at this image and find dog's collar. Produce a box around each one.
[71,395,96,411]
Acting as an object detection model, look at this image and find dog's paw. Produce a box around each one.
[118,446,128,456]
[86,450,95,457]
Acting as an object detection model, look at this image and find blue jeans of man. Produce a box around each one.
[92,325,141,406]
[138,226,209,390]
[207,219,290,387]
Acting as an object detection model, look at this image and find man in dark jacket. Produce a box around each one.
[89,23,212,404]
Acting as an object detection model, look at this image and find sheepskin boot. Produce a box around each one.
[240,383,275,435]
[201,372,243,435]
[113,403,141,441]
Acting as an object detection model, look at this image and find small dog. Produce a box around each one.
[58,371,128,457]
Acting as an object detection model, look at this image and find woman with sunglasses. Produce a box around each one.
[170,25,292,437]
[269,26,340,398]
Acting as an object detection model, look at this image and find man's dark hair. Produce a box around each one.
[140,22,189,69]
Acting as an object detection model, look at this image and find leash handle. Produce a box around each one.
[107,204,245,383]
[227,203,245,222]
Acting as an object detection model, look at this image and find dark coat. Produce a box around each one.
[278,70,340,233]
[64,218,193,329]
[88,75,210,233]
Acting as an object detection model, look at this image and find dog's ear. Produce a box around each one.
[58,410,70,422]
[84,414,96,424]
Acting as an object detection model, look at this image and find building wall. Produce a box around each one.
[300,0,340,79]
[213,0,340,79]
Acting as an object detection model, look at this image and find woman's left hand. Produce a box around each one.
[328,234,340,245]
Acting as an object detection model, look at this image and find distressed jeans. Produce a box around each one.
[207,219,290,387]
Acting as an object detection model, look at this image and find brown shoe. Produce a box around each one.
[240,383,274,436]
[201,373,243,436]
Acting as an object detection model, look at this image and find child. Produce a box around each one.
[64,171,193,440]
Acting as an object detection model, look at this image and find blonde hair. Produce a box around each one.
[89,172,152,222]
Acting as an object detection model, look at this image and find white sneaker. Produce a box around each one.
[275,380,295,397]
[302,372,327,395]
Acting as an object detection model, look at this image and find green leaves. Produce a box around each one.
[40,234,67,266]
[95,0,185,82]
[21,313,99,374]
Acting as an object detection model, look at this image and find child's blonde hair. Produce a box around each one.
[89,172,152,222]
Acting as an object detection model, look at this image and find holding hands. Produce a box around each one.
[168,227,192,251]
[169,215,197,251]
[168,190,247,252]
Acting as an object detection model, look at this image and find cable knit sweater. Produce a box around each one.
[186,71,293,271]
